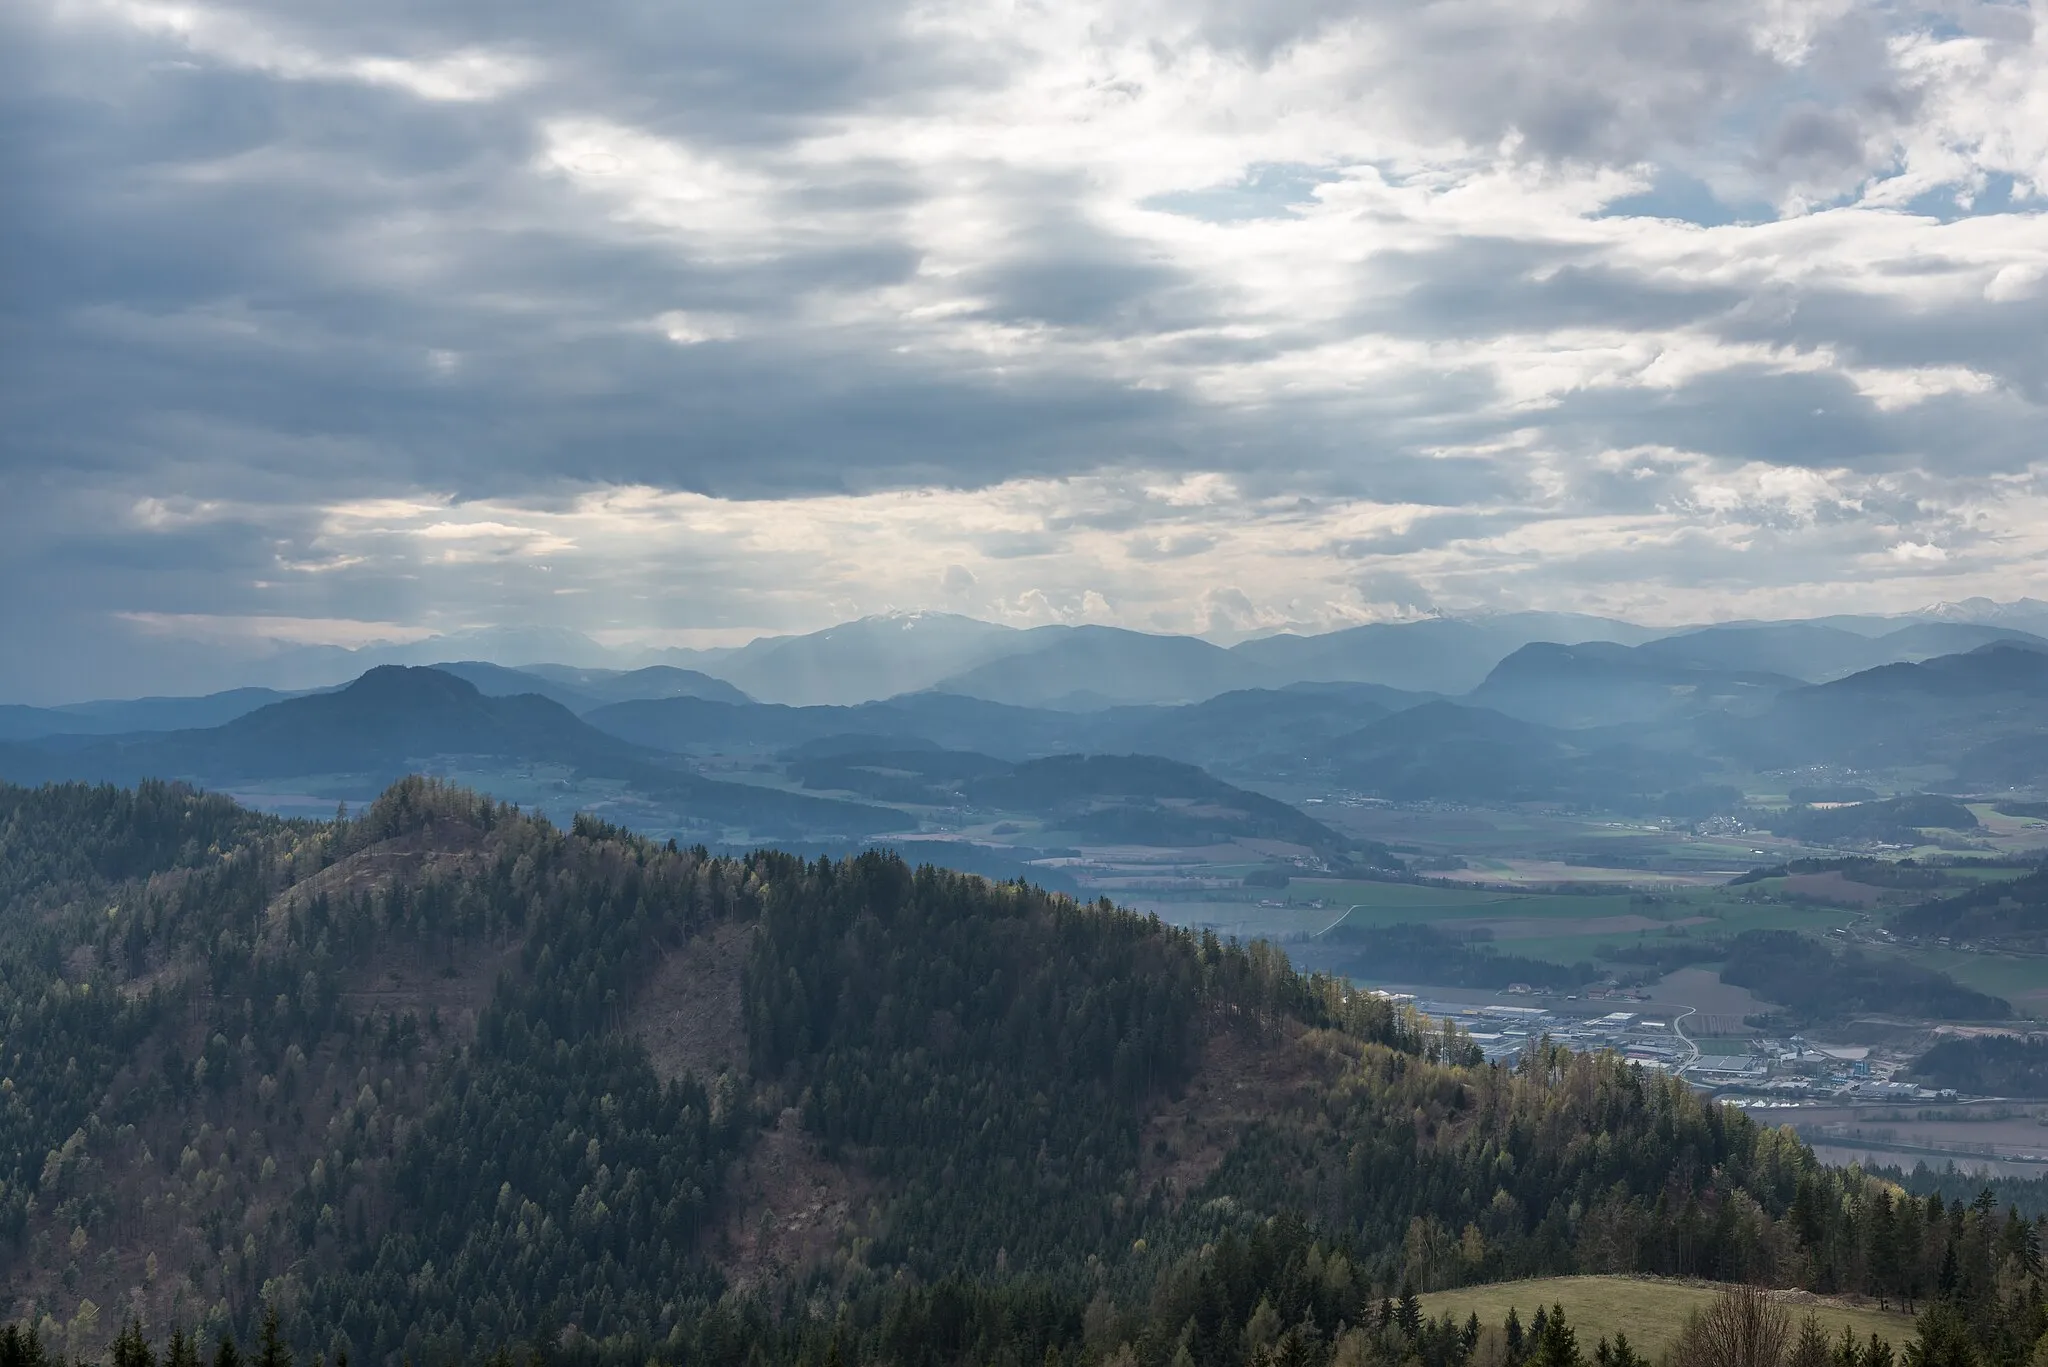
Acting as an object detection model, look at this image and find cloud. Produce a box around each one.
[4,0,2048,699]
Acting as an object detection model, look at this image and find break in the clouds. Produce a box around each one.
[4,0,2048,698]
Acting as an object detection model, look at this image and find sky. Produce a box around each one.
[5,0,2048,700]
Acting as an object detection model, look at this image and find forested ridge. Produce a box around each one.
[3,779,2048,1367]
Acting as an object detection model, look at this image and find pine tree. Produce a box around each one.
[255,1307,291,1367]
[1527,1304,1582,1367]
[1790,1313,1832,1367]
[1905,1304,1978,1367]
[0,1323,52,1367]
[1396,1281,1422,1338]
[1595,1334,1648,1367]
[111,1321,157,1367]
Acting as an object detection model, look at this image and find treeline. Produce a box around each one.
[1909,1036,2048,1097]
[1877,1161,2048,1221]
[1768,797,1980,847]
[1731,857,1954,890]
[1720,930,2009,1025]
[1893,867,2048,950]
[1603,935,1722,974]
[7,1215,2044,1367]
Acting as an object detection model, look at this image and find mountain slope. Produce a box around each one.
[1233,613,1653,695]
[0,687,308,740]
[0,666,646,784]
[1311,700,1704,804]
[510,662,752,706]
[1633,620,2048,683]
[1472,640,1797,727]
[1633,622,1887,681]
[931,625,1278,708]
[1722,641,2048,778]
[0,668,901,838]
[423,660,609,712]
[0,778,1996,1364]
[584,692,1093,760]
[695,611,1025,705]
[1232,618,1530,694]
[1082,683,1420,771]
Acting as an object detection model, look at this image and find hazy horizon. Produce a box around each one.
[10,596,2048,708]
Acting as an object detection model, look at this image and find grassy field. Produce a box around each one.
[1417,1276,1916,1357]
[1865,941,2048,1015]
[1304,881,1848,967]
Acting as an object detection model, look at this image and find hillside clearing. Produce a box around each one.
[1418,1275,1915,1356]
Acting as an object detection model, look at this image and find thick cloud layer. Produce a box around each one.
[4,0,2048,699]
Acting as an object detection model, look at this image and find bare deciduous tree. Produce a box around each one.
[1670,1286,1794,1367]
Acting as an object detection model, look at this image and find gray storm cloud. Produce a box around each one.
[3,0,2047,700]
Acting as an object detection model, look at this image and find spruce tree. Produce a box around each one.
[255,1307,290,1367]
[111,1321,157,1367]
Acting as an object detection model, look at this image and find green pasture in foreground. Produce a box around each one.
[1418,1276,1914,1357]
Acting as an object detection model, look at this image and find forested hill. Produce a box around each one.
[2,779,2044,1367]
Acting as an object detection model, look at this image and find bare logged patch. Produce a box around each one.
[718,1108,874,1289]
[339,936,524,1048]
[632,922,872,1286]
[270,824,492,924]
[632,919,753,1083]
[1140,1022,1338,1201]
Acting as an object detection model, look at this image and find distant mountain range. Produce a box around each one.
[17,599,2048,712]
[0,667,1393,851]
[10,607,2048,833]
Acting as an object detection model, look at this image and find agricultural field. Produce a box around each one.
[1789,1103,2048,1174]
[1304,879,1847,959]
[1885,945,2048,1014]
[1417,1276,1914,1357]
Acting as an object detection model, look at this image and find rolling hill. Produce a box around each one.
[930,625,1278,708]
[1080,682,1421,772]
[1471,640,1797,727]
[0,668,900,839]
[1721,641,2048,778]
[429,661,751,713]
[509,662,752,706]
[1307,700,1704,805]
[0,665,647,784]
[1632,620,2048,682]
[1231,617,1571,695]
[676,611,1025,705]
[0,686,312,740]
